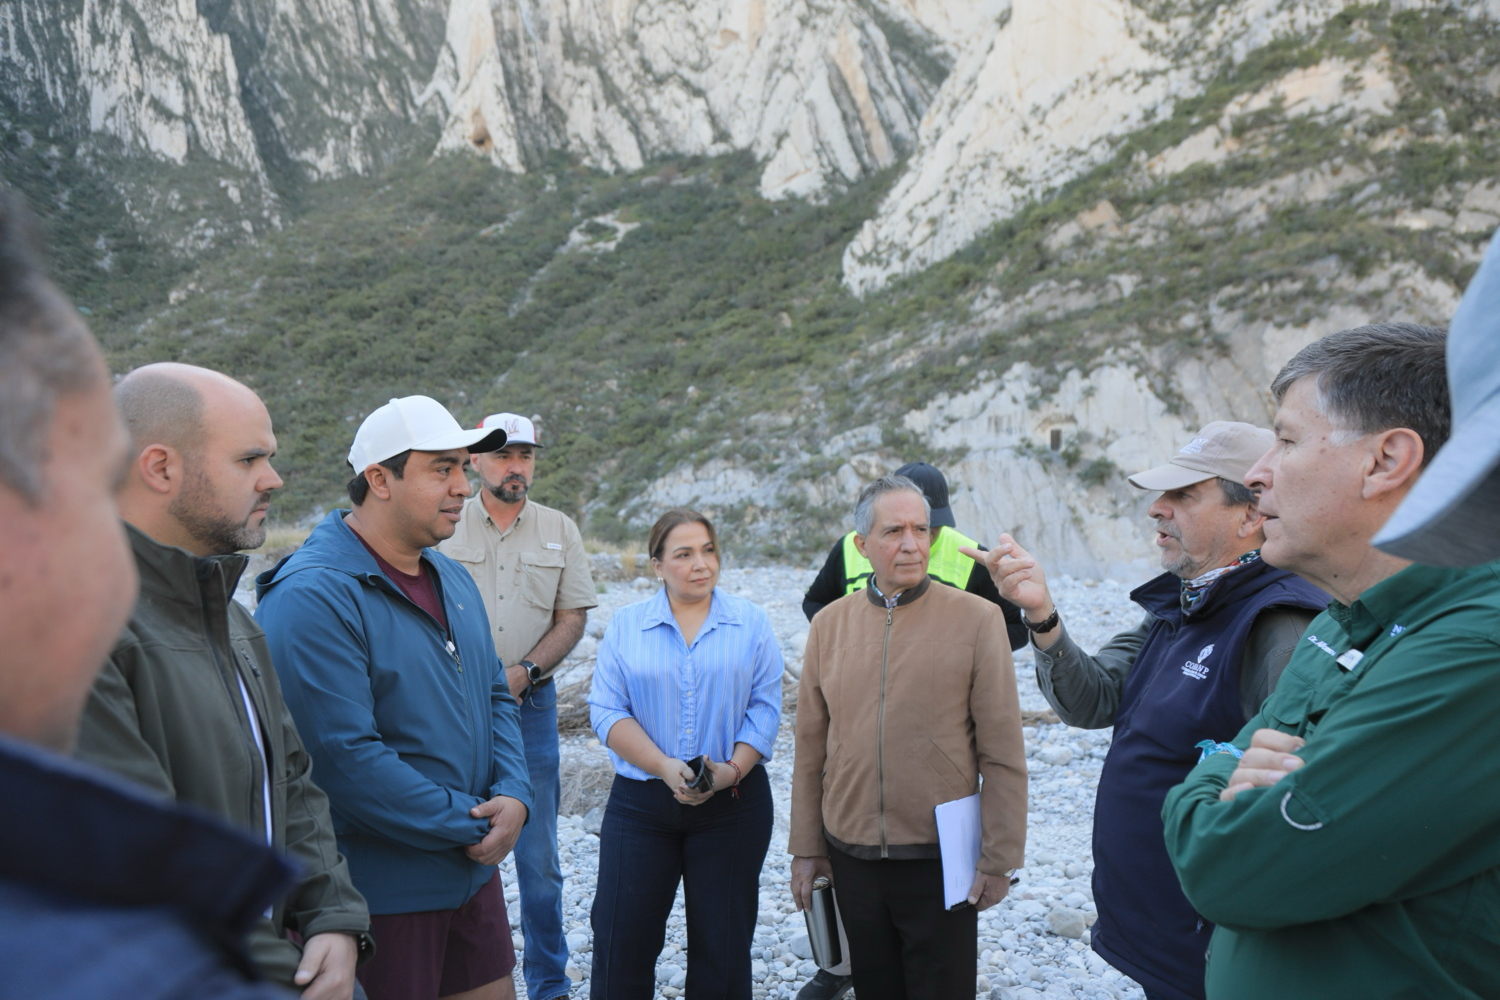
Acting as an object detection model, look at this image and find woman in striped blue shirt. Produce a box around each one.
[587,508,784,1000]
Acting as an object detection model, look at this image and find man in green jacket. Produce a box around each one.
[1162,323,1500,999]
[76,363,373,999]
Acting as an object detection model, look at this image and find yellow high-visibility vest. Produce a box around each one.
[840,526,977,595]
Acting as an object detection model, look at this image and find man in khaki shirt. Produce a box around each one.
[439,412,596,1000]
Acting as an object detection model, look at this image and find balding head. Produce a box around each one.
[114,363,283,557]
[114,363,260,458]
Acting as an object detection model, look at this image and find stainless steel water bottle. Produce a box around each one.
[805,876,842,969]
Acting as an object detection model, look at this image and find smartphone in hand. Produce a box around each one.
[685,755,716,793]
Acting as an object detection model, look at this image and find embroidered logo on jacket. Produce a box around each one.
[1181,644,1214,680]
[1306,634,1338,657]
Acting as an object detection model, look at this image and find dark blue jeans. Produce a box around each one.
[590,765,773,1000]
[513,680,569,1000]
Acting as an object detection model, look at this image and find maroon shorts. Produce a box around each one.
[357,872,516,1000]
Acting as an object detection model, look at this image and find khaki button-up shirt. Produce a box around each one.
[438,496,597,671]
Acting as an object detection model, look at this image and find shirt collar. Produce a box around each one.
[480,496,527,537]
[640,585,738,633]
[865,575,931,609]
[1325,561,1460,648]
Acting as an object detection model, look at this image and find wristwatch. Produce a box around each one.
[520,660,545,686]
[1021,607,1060,633]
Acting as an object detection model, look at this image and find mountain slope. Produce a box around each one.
[843,0,1498,290]
[10,0,1500,575]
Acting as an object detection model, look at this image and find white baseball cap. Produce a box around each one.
[348,396,507,472]
[476,412,544,449]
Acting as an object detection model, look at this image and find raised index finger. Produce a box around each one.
[957,545,999,570]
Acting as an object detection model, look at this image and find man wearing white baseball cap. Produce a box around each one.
[256,396,535,1000]
[439,412,596,1000]
[964,422,1326,1000]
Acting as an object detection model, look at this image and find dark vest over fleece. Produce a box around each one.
[1088,559,1327,1000]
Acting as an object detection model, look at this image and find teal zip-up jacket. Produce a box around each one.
[256,510,533,914]
[1162,561,1500,999]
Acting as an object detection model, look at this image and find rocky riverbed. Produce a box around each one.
[507,563,1148,1000]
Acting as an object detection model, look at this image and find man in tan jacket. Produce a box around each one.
[790,474,1027,1000]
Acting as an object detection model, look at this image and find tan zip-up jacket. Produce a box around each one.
[789,578,1027,874]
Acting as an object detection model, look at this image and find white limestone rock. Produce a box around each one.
[423,0,950,198]
[838,0,1417,291]
[0,0,263,175]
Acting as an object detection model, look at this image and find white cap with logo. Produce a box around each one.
[1126,421,1274,492]
[348,396,507,473]
[476,412,543,449]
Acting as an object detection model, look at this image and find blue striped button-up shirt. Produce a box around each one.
[589,587,784,781]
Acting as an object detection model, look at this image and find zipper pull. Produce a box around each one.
[886,608,893,626]
[446,639,462,671]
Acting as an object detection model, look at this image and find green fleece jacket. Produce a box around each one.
[1162,561,1500,1000]
[76,525,371,986]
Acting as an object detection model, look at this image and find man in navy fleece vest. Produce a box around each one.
[964,422,1328,1000]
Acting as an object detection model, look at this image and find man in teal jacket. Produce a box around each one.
[1163,323,1500,998]
[257,396,532,1000]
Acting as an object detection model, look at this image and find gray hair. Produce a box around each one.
[1270,323,1450,463]
[1217,477,1257,507]
[854,474,931,536]
[0,193,105,503]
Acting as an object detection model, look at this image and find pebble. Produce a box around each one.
[1036,746,1073,767]
[502,569,1147,999]
[582,807,603,835]
[1047,908,1088,939]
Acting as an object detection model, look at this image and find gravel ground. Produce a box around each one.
[508,564,1149,1000]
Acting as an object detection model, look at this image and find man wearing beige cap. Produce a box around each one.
[438,413,596,1000]
[964,422,1326,1000]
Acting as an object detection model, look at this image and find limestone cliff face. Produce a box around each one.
[0,0,447,251]
[1,0,262,171]
[421,0,953,198]
[197,0,448,181]
[843,0,1500,291]
[840,0,1363,292]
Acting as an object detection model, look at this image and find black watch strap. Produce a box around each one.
[1021,607,1060,633]
[521,660,544,684]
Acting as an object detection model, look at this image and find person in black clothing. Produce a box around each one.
[801,462,1028,650]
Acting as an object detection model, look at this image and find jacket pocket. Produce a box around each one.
[519,550,566,610]
[922,739,973,798]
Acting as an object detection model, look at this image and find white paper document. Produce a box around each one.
[935,792,982,909]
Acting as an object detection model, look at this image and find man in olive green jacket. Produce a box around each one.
[1163,324,1500,998]
[77,365,371,999]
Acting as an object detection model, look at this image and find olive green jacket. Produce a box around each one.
[77,525,371,986]
[1163,561,1500,999]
